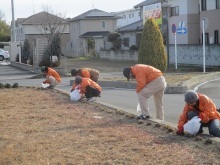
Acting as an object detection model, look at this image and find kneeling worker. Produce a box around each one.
[177,90,220,137]
[71,76,101,102]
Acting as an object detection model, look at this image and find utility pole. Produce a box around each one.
[11,0,16,41]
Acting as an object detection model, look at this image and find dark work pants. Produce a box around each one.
[85,86,101,99]
[188,111,220,137]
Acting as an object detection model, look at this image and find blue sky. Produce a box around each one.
[1,0,143,24]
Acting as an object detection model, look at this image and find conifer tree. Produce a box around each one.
[138,18,167,72]
[21,38,32,64]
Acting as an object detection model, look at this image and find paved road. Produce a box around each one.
[1,61,219,128]
[0,62,184,125]
[196,79,220,109]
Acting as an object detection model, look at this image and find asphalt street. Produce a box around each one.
[1,61,220,129]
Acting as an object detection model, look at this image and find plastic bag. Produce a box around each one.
[137,103,141,112]
[70,88,82,102]
[41,83,50,88]
[183,116,201,135]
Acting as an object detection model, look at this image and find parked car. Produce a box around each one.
[0,49,10,61]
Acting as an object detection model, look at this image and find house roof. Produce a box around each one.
[117,20,143,33]
[69,9,119,22]
[134,0,167,8]
[16,11,68,25]
[79,31,110,38]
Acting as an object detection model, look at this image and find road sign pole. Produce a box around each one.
[174,33,177,69]
[202,20,206,73]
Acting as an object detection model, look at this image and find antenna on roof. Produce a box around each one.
[32,0,35,14]
[91,0,95,9]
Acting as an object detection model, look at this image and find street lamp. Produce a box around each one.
[162,3,172,69]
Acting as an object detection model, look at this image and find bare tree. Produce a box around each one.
[36,5,68,66]
[38,5,67,43]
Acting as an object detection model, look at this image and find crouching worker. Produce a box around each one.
[41,66,61,89]
[177,90,220,137]
[71,68,99,82]
[71,76,101,102]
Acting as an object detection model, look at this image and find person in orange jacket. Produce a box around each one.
[177,90,220,137]
[123,64,167,120]
[71,76,101,102]
[41,66,61,89]
[71,68,99,82]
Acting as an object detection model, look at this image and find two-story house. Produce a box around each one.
[12,11,69,47]
[112,8,141,29]
[11,11,70,65]
[68,9,119,56]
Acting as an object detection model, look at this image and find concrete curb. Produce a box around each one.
[55,87,220,143]
[70,72,220,94]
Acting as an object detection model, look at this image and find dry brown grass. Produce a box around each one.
[1,88,220,164]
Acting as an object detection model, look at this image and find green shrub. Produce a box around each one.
[0,83,4,88]
[39,32,61,67]
[107,32,122,50]
[4,83,11,88]
[21,38,32,64]
[138,18,167,72]
[130,45,138,50]
[12,83,19,88]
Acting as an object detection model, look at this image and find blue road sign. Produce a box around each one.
[177,28,187,34]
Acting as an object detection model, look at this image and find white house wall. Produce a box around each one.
[114,8,141,28]
[22,24,69,35]
[79,20,116,34]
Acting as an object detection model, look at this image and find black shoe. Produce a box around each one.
[136,115,150,120]
[197,129,204,134]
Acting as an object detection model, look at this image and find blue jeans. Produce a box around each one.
[188,111,220,137]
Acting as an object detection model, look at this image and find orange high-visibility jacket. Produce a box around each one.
[45,68,61,84]
[178,93,220,129]
[79,68,99,82]
[131,64,163,93]
[72,78,101,94]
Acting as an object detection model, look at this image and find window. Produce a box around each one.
[202,33,209,44]
[123,38,129,47]
[101,20,106,28]
[123,14,126,19]
[132,13,134,18]
[214,30,219,44]
[129,14,131,18]
[171,6,179,16]
[216,0,220,9]
[201,0,206,11]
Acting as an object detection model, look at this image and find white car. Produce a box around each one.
[0,49,10,61]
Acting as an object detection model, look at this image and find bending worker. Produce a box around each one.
[123,64,167,120]
[71,68,99,82]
